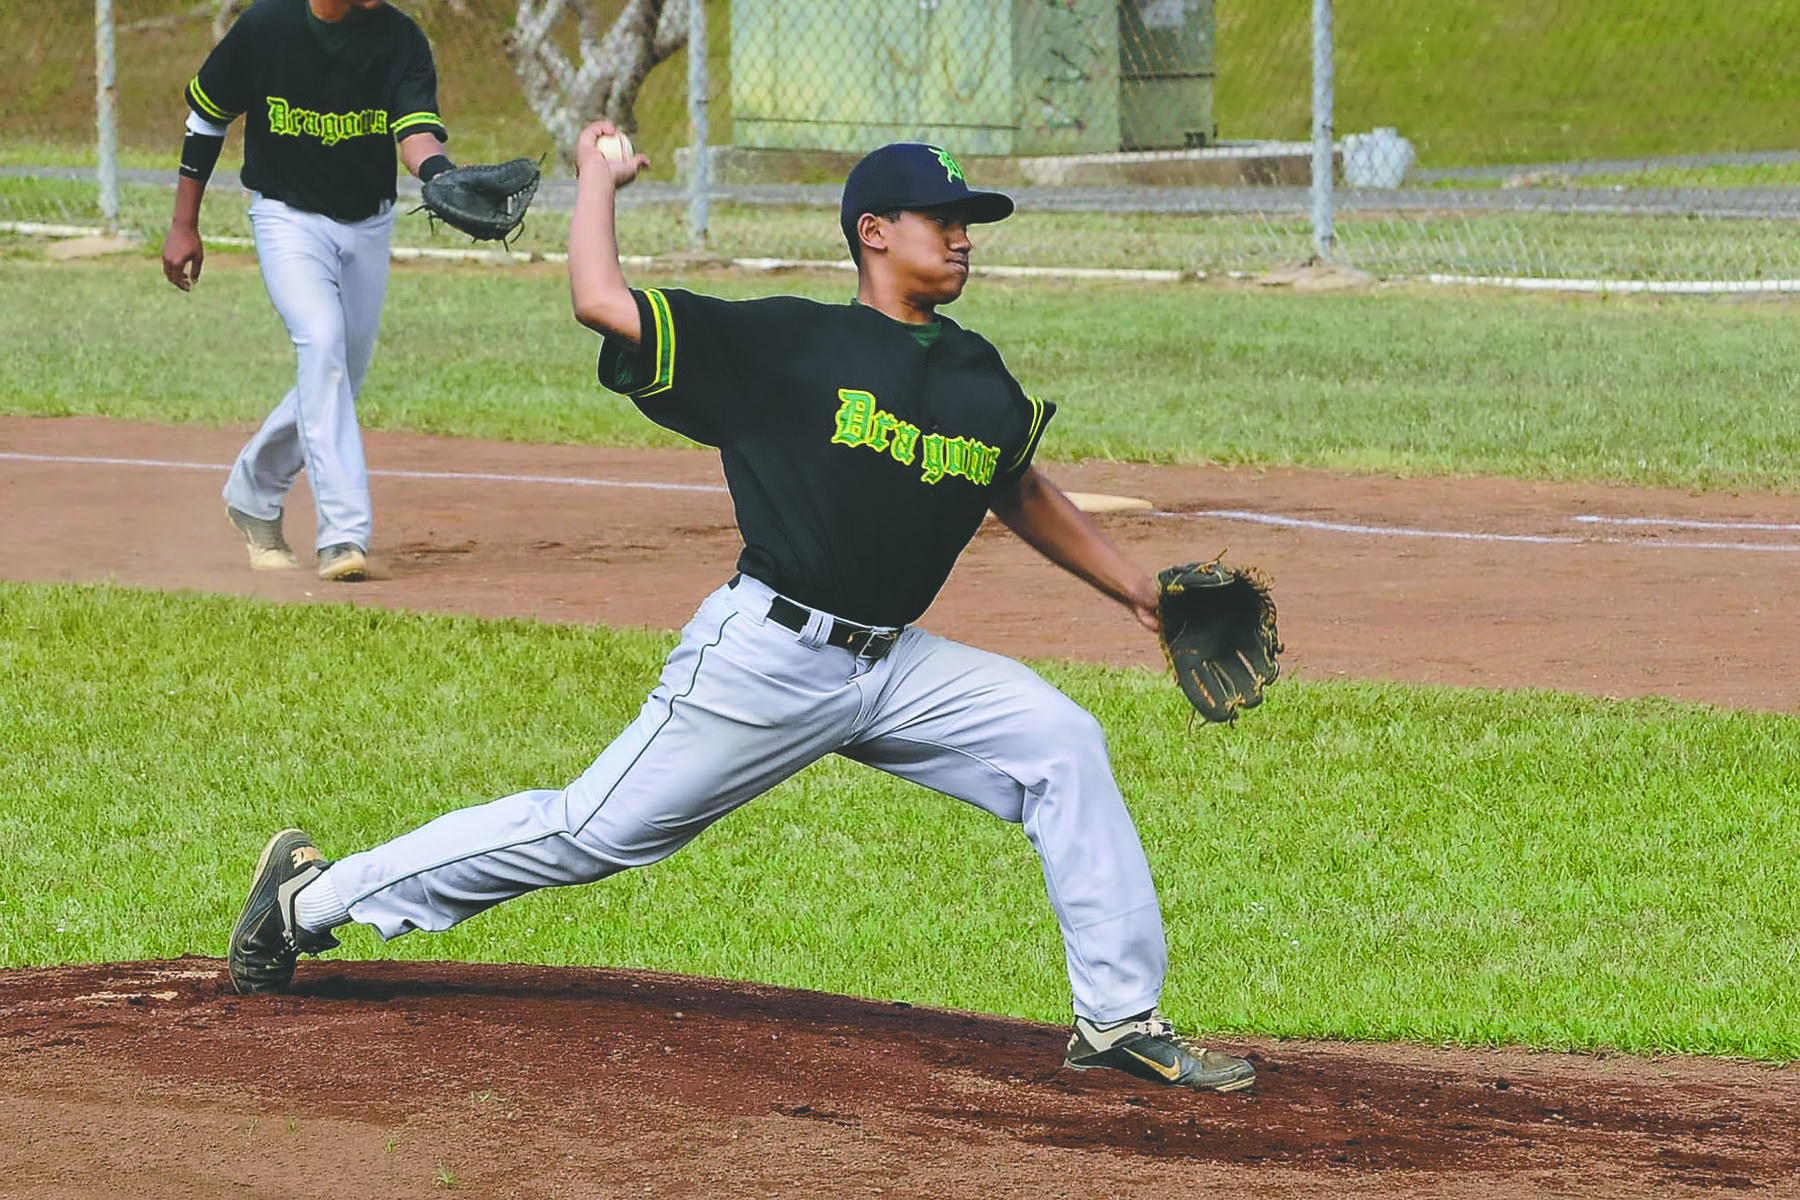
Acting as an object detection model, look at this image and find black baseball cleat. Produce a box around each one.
[228,828,341,994]
[1064,1011,1256,1092]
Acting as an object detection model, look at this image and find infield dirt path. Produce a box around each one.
[5,415,1799,710]
[2,414,1797,1199]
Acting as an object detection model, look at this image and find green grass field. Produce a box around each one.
[4,584,1795,1060]
[4,256,1797,491]
[0,252,1797,1063]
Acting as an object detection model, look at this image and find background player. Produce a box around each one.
[225,127,1257,1094]
[161,0,461,582]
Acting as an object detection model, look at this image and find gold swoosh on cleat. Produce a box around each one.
[1123,1047,1183,1082]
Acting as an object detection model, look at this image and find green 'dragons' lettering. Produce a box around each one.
[919,432,1000,486]
[266,97,389,146]
[831,390,998,485]
[831,389,921,466]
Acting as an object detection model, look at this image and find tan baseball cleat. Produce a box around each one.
[227,505,299,571]
[316,543,368,582]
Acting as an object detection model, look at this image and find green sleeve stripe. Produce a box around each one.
[1007,395,1049,473]
[627,288,677,398]
[187,77,234,123]
[391,111,444,134]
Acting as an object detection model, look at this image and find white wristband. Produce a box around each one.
[185,110,229,138]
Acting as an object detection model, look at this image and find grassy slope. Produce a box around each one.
[5,0,1799,170]
[1217,1,1800,162]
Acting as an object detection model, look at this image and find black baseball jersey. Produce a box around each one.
[185,0,445,222]
[599,289,1056,627]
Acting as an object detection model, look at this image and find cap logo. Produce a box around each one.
[930,146,965,184]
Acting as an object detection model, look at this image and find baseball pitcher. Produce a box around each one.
[224,128,1261,1094]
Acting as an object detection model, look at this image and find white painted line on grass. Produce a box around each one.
[1426,273,1800,295]
[4,221,1186,282]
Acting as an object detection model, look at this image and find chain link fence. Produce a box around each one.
[5,0,1798,286]
[1301,0,1800,287]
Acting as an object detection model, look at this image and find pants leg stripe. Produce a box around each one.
[339,611,739,909]
[570,612,735,840]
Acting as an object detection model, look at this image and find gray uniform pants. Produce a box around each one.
[222,194,395,553]
[328,574,1169,1023]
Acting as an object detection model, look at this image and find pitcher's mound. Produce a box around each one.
[1,957,1794,1199]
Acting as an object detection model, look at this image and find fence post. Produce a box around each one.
[686,0,710,249]
[95,0,120,235]
[1310,0,1335,262]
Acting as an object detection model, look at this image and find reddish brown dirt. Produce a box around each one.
[6,416,1800,711]
[3,960,1797,1200]
[3,414,1798,1198]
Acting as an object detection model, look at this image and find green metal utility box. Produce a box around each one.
[729,0,1214,156]
[1120,0,1217,149]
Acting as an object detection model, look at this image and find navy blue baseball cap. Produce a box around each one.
[839,143,1015,259]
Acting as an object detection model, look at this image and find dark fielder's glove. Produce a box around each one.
[1156,559,1283,722]
[419,157,541,242]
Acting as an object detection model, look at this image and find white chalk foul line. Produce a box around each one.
[1171,509,1800,554]
[0,452,727,494]
[1571,514,1800,533]
[1180,509,1585,545]
[6,451,1794,552]
[367,466,725,494]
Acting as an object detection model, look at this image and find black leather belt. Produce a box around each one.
[739,578,902,661]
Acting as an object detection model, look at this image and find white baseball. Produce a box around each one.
[594,130,635,163]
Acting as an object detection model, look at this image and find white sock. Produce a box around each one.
[294,868,352,932]
[1078,1010,1157,1046]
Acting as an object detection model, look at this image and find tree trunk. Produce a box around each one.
[509,0,688,167]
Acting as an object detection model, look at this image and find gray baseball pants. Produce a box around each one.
[222,194,395,553]
[325,574,1169,1023]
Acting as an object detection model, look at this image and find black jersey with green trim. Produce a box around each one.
[598,288,1056,627]
[185,0,444,222]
